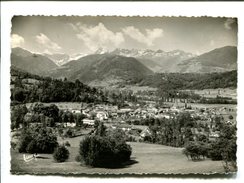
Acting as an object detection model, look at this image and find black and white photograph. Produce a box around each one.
[9,15,238,175]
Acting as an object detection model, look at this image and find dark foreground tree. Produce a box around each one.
[79,135,132,168]
[53,145,70,162]
[182,142,209,160]
[209,126,237,163]
[18,126,58,153]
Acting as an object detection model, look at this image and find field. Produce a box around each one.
[165,102,237,110]
[11,136,225,175]
[182,88,237,99]
[25,102,82,110]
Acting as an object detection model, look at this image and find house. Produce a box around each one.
[140,127,151,138]
[72,109,81,114]
[116,124,132,132]
[66,122,76,127]
[83,119,95,126]
[209,132,220,141]
[111,112,118,118]
[96,111,108,121]
[119,108,132,113]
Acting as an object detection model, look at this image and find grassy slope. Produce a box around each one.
[11,136,225,175]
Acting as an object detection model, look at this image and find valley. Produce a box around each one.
[9,16,238,175]
[11,46,237,82]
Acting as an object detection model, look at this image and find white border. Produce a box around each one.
[1,1,244,183]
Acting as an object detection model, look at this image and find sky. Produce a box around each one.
[11,16,237,55]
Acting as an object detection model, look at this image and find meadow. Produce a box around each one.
[182,88,237,99]
[11,136,225,175]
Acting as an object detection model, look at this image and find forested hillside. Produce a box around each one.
[50,54,153,85]
[139,70,237,90]
[10,67,108,104]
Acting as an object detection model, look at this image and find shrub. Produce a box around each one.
[53,145,70,162]
[11,141,17,150]
[183,142,209,160]
[229,115,234,120]
[75,154,82,162]
[144,135,152,142]
[209,148,223,160]
[126,136,136,142]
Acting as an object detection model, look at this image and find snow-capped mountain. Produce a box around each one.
[110,48,195,61]
[69,53,88,61]
[44,53,70,66]
[94,47,110,54]
[95,48,196,72]
[44,53,88,66]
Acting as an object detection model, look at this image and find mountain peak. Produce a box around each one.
[11,47,58,75]
[94,47,109,54]
[50,53,153,86]
[12,47,33,57]
[177,45,237,73]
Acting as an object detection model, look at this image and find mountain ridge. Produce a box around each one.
[11,47,58,75]
[11,45,237,84]
[50,53,153,86]
[177,46,237,73]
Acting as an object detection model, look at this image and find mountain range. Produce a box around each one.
[50,54,153,86]
[96,48,195,72]
[11,46,237,86]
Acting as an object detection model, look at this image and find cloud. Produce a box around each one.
[35,33,62,53]
[122,26,163,46]
[224,18,236,30]
[11,34,25,48]
[74,23,125,52]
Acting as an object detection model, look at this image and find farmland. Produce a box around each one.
[11,136,225,175]
[10,68,237,175]
[182,88,237,100]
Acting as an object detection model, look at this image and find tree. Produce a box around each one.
[79,135,131,168]
[183,142,208,160]
[45,104,59,122]
[18,126,58,153]
[53,145,70,162]
[95,122,106,136]
[13,87,26,102]
[79,122,132,168]
[209,124,237,163]
[74,113,85,127]
[184,128,194,144]
[11,104,28,130]
[228,115,234,120]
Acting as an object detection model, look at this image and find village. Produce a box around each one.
[22,97,235,143]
